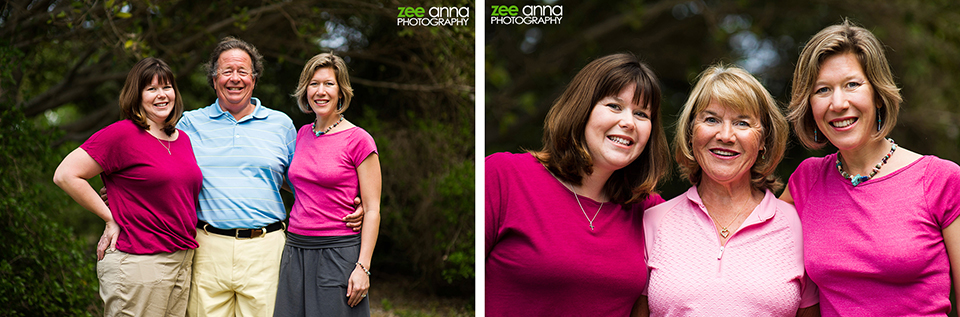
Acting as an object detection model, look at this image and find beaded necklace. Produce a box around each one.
[313,114,343,137]
[836,138,897,187]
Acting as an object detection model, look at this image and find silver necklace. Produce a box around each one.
[563,183,604,231]
[149,131,171,155]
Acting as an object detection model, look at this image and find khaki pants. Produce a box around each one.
[98,248,194,317]
[188,228,285,317]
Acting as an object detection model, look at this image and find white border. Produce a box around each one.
[474,0,486,315]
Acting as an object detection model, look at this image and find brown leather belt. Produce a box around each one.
[197,220,285,239]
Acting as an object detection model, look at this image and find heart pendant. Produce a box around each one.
[720,228,730,238]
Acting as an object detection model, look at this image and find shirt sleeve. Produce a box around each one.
[485,153,507,258]
[644,193,666,209]
[176,112,195,136]
[787,157,818,208]
[284,121,297,169]
[79,122,128,174]
[925,157,960,229]
[349,129,378,166]
[641,199,670,295]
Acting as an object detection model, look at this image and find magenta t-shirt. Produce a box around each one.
[287,125,377,236]
[788,154,960,316]
[485,152,664,316]
[80,120,201,254]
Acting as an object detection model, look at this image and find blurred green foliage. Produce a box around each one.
[0,109,100,316]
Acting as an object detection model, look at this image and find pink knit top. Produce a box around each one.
[486,152,664,316]
[643,187,818,316]
[788,154,960,316]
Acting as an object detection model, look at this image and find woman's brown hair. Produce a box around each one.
[118,57,184,136]
[536,53,669,205]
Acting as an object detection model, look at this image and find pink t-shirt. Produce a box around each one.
[643,186,818,316]
[287,125,377,236]
[80,120,201,254]
[485,152,664,316]
[788,154,960,316]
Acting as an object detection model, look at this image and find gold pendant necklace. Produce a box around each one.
[707,196,751,238]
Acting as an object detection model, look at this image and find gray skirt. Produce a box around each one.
[274,232,369,317]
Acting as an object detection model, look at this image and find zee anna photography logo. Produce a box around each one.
[397,6,471,26]
[490,4,563,25]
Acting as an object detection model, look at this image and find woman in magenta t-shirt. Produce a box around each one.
[274,53,381,317]
[53,57,202,316]
[781,19,960,316]
[485,53,670,316]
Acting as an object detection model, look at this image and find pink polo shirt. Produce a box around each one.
[643,186,817,316]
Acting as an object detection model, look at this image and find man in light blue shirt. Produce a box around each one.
[178,37,361,317]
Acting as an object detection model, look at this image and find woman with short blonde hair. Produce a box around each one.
[782,19,960,316]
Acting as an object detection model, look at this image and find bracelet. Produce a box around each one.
[356,262,371,276]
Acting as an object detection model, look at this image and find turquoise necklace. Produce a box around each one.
[313,115,343,137]
[836,138,897,187]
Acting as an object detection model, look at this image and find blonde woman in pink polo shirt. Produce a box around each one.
[639,64,819,316]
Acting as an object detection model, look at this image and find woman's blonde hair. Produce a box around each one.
[293,53,355,115]
[787,18,902,149]
[674,64,788,192]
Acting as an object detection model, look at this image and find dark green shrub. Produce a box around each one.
[0,109,100,316]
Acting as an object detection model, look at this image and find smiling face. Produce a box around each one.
[692,100,762,186]
[306,67,340,118]
[810,52,878,152]
[214,49,256,116]
[584,84,652,175]
[140,75,175,127]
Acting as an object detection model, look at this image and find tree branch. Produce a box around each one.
[351,77,472,93]
[167,2,292,53]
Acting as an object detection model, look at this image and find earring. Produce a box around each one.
[337,99,343,111]
[814,128,818,142]
[877,112,882,131]
[761,147,766,160]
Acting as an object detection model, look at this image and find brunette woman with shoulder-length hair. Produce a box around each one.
[486,52,669,316]
[53,57,201,316]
